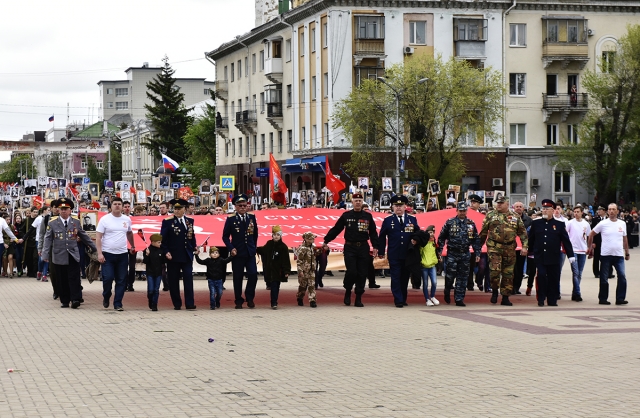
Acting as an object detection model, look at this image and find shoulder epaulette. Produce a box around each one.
[165,216,174,220]
[229,213,236,217]
[50,216,59,221]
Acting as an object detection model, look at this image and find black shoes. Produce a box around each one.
[616,300,629,305]
[572,294,583,302]
[235,304,243,309]
[455,300,466,307]
[344,290,351,306]
[354,295,364,307]
[247,301,255,309]
[186,306,197,310]
[395,304,403,308]
[310,301,317,308]
[599,301,612,305]
[444,289,451,304]
[490,290,499,304]
[162,287,169,292]
[53,293,58,300]
[548,302,558,306]
[501,296,513,306]
[174,307,182,310]
[210,306,216,310]
[71,301,81,309]
[215,300,221,309]
[126,286,134,292]
[538,301,544,307]
[152,304,158,311]
[103,298,109,308]
[297,298,304,306]
[369,283,381,289]
[60,303,69,308]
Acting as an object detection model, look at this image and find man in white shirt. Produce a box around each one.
[96,197,136,311]
[566,205,591,302]
[588,203,629,305]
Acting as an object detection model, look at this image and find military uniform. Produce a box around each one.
[479,197,528,304]
[591,209,605,277]
[222,194,259,308]
[38,208,59,297]
[467,194,484,290]
[378,195,420,307]
[296,234,317,305]
[437,202,481,305]
[324,193,379,307]
[42,203,96,308]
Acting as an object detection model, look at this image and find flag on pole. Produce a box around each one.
[137,229,147,243]
[161,154,179,172]
[325,156,345,204]
[48,115,54,122]
[269,153,288,205]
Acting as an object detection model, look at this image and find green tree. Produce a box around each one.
[556,25,640,204]
[333,54,505,195]
[144,55,194,163]
[45,152,64,177]
[0,154,37,182]
[182,102,217,189]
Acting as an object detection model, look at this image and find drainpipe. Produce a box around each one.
[281,15,296,196]
[503,0,516,196]
[236,36,251,193]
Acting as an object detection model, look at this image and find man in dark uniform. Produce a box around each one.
[467,194,484,290]
[378,195,419,308]
[437,201,481,306]
[512,201,533,294]
[591,205,608,278]
[222,194,259,309]
[323,192,378,307]
[160,199,198,310]
[528,199,575,306]
[38,200,60,299]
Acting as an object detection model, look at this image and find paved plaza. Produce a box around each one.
[1,253,639,417]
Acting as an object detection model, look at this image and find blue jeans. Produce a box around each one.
[38,256,49,277]
[208,279,223,308]
[102,252,129,308]
[421,267,437,300]
[599,256,627,302]
[570,253,587,296]
[146,274,162,305]
[14,243,23,273]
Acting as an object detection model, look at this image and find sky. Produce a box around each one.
[0,0,256,160]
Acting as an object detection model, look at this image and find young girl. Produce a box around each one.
[420,225,439,306]
[256,225,290,309]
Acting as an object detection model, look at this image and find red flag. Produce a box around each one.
[325,156,345,204]
[32,196,44,209]
[269,153,288,205]
[91,201,101,209]
[137,229,147,243]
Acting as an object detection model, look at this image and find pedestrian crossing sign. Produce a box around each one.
[220,175,235,191]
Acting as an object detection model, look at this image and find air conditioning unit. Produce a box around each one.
[404,46,415,55]
[531,178,541,187]
[492,178,504,187]
[587,28,595,36]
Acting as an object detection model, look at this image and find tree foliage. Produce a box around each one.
[144,55,194,163]
[333,54,505,193]
[45,152,64,177]
[182,102,217,189]
[0,154,37,183]
[556,25,640,204]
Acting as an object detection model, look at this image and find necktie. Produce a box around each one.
[398,216,403,224]
[64,220,68,229]
[181,218,186,229]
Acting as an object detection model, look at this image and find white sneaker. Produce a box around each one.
[426,299,434,306]
[431,297,440,306]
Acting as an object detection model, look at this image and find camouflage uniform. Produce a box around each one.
[296,243,317,303]
[479,209,528,296]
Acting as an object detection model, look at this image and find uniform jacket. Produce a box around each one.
[160,215,197,263]
[378,213,419,260]
[222,212,258,257]
[528,217,574,265]
[42,216,96,265]
[143,245,166,277]
[195,253,233,281]
[479,210,528,250]
[324,209,379,247]
[256,240,291,283]
[437,216,481,257]
[296,243,316,277]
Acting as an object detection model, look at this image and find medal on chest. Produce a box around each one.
[358,219,369,232]
[247,219,254,235]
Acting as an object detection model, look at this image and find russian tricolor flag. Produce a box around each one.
[48,115,54,122]
[162,154,180,172]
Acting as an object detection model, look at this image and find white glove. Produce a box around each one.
[568,257,576,263]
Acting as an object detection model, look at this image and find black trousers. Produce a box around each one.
[24,241,37,277]
[51,257,81,305]
[526,257,537,288]
[343,244,369,296]
[513,250,526,292]
[367,255,379,286]
[127,251,136,287]
[270,281,281,306]
[537,263,561,305]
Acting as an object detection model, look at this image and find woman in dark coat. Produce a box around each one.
[256,225,291,309]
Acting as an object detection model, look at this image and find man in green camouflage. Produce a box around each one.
[478,195,528,306]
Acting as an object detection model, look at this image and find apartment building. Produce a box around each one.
[208,0,640,204]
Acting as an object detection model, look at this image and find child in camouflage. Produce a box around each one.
[296,232,319,307]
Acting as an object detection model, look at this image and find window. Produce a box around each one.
[454,19,488,41]
[253,135,257,156]
[311,76,317,100]
[544,19,588,44]
[356,16,385,39]
[261,134,265,155]
[287,130,293,152]
[509,23,526,46]
[311,28,316,52]
[409,21,427,45]
[509,73,526,96]
[106,88,113,94]
[302,127,306,148]
[116,102,128,110]
[323,23,328,48]
[224,66,228,80]
[300,31,305,55]
[107,102,114,109]
[245,57,249,77]
[231,63,235,81]
[323,73,329,97]
[96,161,104,169]
[568,124,579,144]
[568,21,578,43]
[546,74,558,96]
[285,39,291,61]
[355,66,385,87]
[260,93,265,112]
[313,125,318,147]
[510,171,526,194]
[81,161,87,169]
[238,99,242,113]
[225,142,229,157]
[555,171,571,193]
[270,133,274,153]
[547,124,559,145]
[301,79,305,102]
[232,138,236,156]
[459,127,476,146]
[238,60,242,78]
[204,89,210,96]
[602,51,616,73]
[252,54,256,73]
[547,20,558,42]
[239,137,243,157]
[115,88,128,97]
[260,51,265,71]
[287,84,292,107]
[510,124,526,145]
[253,94,257,111]
[324,123,329,146]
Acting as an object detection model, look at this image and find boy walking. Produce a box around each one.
[195,246,233,309]
[256,225,291,309]
[143,234,165,311]
[296,232,318,308]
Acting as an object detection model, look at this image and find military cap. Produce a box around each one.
[391,195,408,205]
[494,195,508,204]
[272,225,282,234]
[597,205,606,211]
[352,192,364,199]
[150,233,162,242]
[232,194,249,204]
[168,198,189,209]
[57,197,74,209]
[209,246,219,253]
[302,232,316,240]
[457,201,468,211]
[541,199,555,208]
[468,194,483,204]
[425,225,435,233]
[50,199,60,208]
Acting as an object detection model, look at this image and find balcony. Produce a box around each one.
[215,116,229,139]
[541,18,590,69]
[265,57,283,84]
[214,80,228,101]
[542,93,589,122]
[354,39,385,65]
[266,103,283,130]
[234,109,257,135]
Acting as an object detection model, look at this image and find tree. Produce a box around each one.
[556,25,640,204]
[182,101,217,189]
[87,157,107,186]
[333,54,505,194]
[0,154,37,182]
[45,152,64,177]
[144,55,194,164]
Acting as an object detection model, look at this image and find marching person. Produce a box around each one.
[466,194,484,290]
[478,195,528,306]
[528,199,574,307]
[161,199,198,310]
[256,225,290,309]
[512,201,532,295]
[296,232,319,308]
[323,192,378,307]
[378,195,419,308]
[437,201,481,306]
[41,198,96,309]
[566,205,591,302]
[222,194,259,309]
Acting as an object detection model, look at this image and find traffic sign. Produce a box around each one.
[255,168,269,178]
[220,175,235,191]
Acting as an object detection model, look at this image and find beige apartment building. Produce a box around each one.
[208,0,640,205]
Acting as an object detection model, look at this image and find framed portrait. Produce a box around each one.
[475,190,486,201]
[216,192,228,208]
[300,190,307,201]
[151,192,164,203]
[159,174,171,190]
[20,196,31,209]
[81,211,98,239]
[357,177,369,190]
[164,189,174,200]
[136,190,147,204]
[24,179,37,196]
[379,192,392,209]
[494,190,505,202]
[58,188,66,198]
[381,177,393,191]
[120,181,131,192]
[121,190,131,202]
[428,180,441,196]
[48,178,58,190]
[135,182,144,191]
[200,179,211,194]
[307,190,316,204]
[485,190,495,199]
[529,193,537,204]
[445,189,458,204]
[57,179,67,189]
[429,196,439,210]
[38,176,48,186]
[201,194,211,207]
[253,184,261,199]
[45,188,57,200]
[290,192,300,206]
[415,193,425,205]
[89,183,100,201]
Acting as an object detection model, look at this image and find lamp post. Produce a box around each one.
[103,129,119,182]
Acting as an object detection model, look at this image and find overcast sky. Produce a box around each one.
[0,0,255,160]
